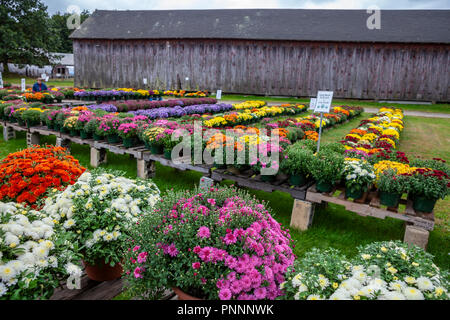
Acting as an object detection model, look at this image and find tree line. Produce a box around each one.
[0,0,90,72]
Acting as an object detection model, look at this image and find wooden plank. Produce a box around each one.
[72,278,123,300]
[50,275,98,300]
[305,184,435,230]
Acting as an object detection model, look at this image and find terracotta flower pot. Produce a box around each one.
[83,259,123,282]
[172,287,202,300]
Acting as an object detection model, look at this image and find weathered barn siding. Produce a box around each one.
[73,39,449,101]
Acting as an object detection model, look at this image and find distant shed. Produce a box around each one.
[70,9,450,101]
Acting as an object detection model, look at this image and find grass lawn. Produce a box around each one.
[221,94,450,114]
[2,73,74,88]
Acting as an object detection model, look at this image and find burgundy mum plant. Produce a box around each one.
[122,186,295,300]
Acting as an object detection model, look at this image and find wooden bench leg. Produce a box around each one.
[137,159,155,179]
[26,132,40,147]
[90,147,107,168]
[3,126,16,141]
[290,199,315,231]
[404,225,429,250]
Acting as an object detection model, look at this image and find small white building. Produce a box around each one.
[0,52,74,79]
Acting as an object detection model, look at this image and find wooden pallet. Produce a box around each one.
[211,168,310,200]
[4,122,28,132]
[93,141,145,159]
[50,274,123,300]
[305,184,435,231]
[49,274,176,300]
[30,126,61,138]
[141,151,211,174]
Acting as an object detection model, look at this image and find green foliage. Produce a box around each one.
[0,0,58,70]
[406,170,449,200]
[308,149,345,185]
[377,169,408,194]
[410,158,450,176]
[280,142,314,176]
[320,142,346,154]
[21,109,42,123]
[49,10,90,53]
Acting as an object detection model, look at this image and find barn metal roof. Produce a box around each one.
[70,9,450,44]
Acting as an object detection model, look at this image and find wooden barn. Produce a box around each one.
[70,9,450,102]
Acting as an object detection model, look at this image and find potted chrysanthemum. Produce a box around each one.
[308,149,345,193]
[281,241,449,300]
[122,186,295,300]
[406,168,449,213]
[376,169,408,207]
[280,142,314,187]
[42,169,160,281]
[0,202,82,300]
[342,159,376,200]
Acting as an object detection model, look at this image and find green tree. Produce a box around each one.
[0,0,60,73]
[50,10,90,53]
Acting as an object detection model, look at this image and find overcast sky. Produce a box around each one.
[43,0,450,14]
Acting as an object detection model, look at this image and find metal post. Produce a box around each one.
[316,112,324,153]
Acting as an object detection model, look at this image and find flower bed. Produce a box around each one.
[111,98,218,112]
[74,88,162,101]
[203,104,307,128]
[281,241,449,300]
[122,186,295,300]
[0,146,85,206]
[132,103,233,119]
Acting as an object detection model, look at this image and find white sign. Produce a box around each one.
[45,76,49,82]
[309,97,317,110]
[314,91,333,113]
[216,90,222,100]
[185,77,189,81]
[143,78,147,85]
[0,72,3,89]
[21,78,26,92]
[41,73,46,80]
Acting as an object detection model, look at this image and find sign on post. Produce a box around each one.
[216,89,222,100]
[45,76,49,82]
[21,78,26,92]
[41,73,46,80]
[314,91,334,152]
[0,72,3,89]
[143,78,148,85]
[314,91,333,113]
[309,97,317,110]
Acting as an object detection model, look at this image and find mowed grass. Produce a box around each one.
[3,74,74,88]
[221,94,450,114]
[0,113,449,270]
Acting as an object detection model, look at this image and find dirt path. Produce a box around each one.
[219,100,450,119]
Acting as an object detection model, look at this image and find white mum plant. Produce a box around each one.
[281,241,449,300]
[42,169,160,268]
[0,202,82,300]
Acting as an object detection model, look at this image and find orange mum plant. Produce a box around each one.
[0,145,85,206]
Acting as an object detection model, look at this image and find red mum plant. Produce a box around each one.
[0,145,85,207]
